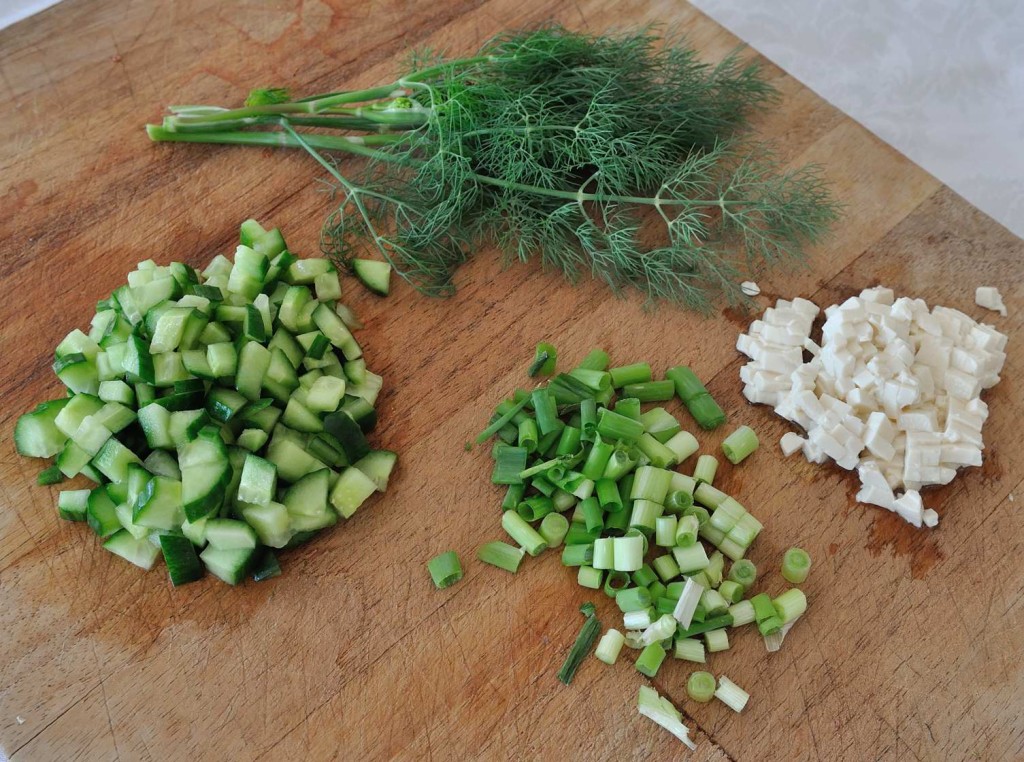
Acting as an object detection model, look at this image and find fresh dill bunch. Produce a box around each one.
[148,26,840,310]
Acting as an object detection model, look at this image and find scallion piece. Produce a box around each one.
[501,511,547,556]
[539,512,570,547]
[517,495,555,522]
[677,613,734,639]
[665,490,694,514]
[758,615,783,637]
[491,446,528,485]
[634,640,667,677]
[636,432,678,468]
[557,607,601,685]
[632,563,657,589]
[670,472,697,496]
[700,588,729,618]
[691,571,714,590]
[672,543,709,574]
[717,580,744,604]
[782,547,811,583]
[579,398,598,442]
[655,515,678,547]
[773,588,807,624]
[426,551,463,589]
[655,596,677,615]
[674,637,706,663]
[568,368,611,392]
[704,628,730,653]
[602,444,639,481]
[628,499,663,536]
[608,362,652,388]
[595,627,625,665]
[577,497,598,532]
[636,686,696,749]
[687,394,727,430]
[475,395,531,444]
[552,489,577,512]
[581,438,615,480]
[630,465,673,504]
[714,676,750,713]
[664,431,699,463]
[721,424,759,464]
[615,586,652,613]
[555,425,582,456]
[623,608,654,630]
[577,565,604,589]
[640,613,678,646]
[666,366,726,430]
[686,505,711,528]
[622,379,675,402]
[693,454,719,485]
[604,570,631,597]
[532,476,557,497]
[529,342,558,377]
[728,512,763,547]
[595,478,623,513]
[565,520,599,545]
[478,541,526,573]
[705,550,725,587]
[531,388,560,436]
[652,553,681,583]
[728,600,756,627]
[674,514,700,547]
[548,372,595,404]
[596,408,644,443]
[750,593,776,622]
[593,537,615,569]
[561,543,593,567]
[612,535,644,572]
[501,483,526,511]
[647,580,667,600]
[640,407,682,442]
[517,418,539,453]
[625,527,650,556]
[693,482,727,508]
[699,523,725,547]
[671,577,704,628]
[577,349,610,372]
[687,671,717,703]
[728,558,757,589]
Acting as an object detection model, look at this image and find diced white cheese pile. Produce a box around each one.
[737,287,1008,528]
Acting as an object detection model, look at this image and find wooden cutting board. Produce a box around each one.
[1,1,1021,759]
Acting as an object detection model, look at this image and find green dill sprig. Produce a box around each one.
[148,26,840,310]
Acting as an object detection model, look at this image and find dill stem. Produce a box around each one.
[148,123,753,211]
[145,125,406,159]
[169,56,501,126]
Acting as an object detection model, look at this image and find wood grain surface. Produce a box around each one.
[1,1,1021,760]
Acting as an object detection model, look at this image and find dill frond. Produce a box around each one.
[150,25,841,310]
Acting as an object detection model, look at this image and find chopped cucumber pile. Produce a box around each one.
[15,219,396,586]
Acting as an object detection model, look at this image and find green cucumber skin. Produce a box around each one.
[17,221,392,586]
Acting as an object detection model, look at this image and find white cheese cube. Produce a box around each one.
[779,432,806,456]
[860,286,895,306]
[898,409,937,432]
[893,491,924,527]
[975,286,1007,317]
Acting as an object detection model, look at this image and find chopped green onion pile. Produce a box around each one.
[473,345,814,747]
[14,220,396,586]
